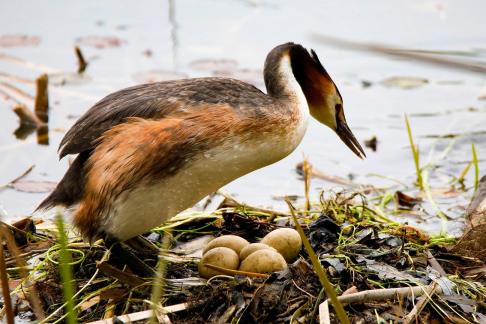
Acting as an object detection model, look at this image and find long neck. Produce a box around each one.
[264,53,301,99]
[264,54,309,118]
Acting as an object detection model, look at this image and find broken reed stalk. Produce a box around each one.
[303,159,312,212]
[75,46,88,74]
[13,103,45,127]
[404,114,423,190]
[149,232,172,324]
[285,200,350,324]
[0,231,14,324]
[55,214,77,324]
[472,143,479,193]
[329,284,442,305]
[34,74,48,123]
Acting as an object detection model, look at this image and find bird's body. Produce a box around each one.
[38,43,364,242]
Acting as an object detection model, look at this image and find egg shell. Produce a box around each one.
[239,249,287,274]
[198,247,240,279]
[239,243,277,260]
[261,228,302,262]
[202,235,249,255]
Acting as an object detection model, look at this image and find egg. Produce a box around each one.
[239,249,287,274]
[198,247,240,279]
[202,235,250,255]
[239,243,277,260]
[261,228,302,262]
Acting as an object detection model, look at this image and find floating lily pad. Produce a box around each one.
[381,76,429,89]
[75,36,126,49]
[0,34,40,47]
[132,70,187,83]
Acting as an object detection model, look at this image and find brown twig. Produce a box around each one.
[0,164,35,191]
[204,263,270,278]
[0,231,14,324]
[34,74,48,123]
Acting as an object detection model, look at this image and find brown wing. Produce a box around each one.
[39,77,269,210]
[58,78,269,158]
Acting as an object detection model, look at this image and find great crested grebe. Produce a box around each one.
[37,42,365,243]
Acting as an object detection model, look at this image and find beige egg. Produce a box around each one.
[239,243,277,260]
[198,247,240,279]
[202,235,249,255]
[261,228,302,262]
[239,249,287,274]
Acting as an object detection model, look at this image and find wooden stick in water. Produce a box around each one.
[75,46,88,73]
[34,74,49,123]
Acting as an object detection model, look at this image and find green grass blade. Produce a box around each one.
[405,114,423,189]
[456,160,473,185]
[150,231,172,323]
[55,213,77,324]
[472,143,479,193]
[285,200,350,324]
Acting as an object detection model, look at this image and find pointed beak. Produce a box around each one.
[336,118,366,159]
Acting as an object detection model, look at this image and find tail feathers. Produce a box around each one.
[35,151,89,211]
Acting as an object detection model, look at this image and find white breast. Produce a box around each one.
[103,124,307,240]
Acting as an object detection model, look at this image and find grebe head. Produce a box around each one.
[264,42,365,159]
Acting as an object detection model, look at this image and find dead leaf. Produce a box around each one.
[0,35,40,47]
[396,191,421,209]
[357,257,425,283]
[76,36,125,49]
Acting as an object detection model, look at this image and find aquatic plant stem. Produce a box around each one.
[150,231,172,324]
[405,114,423,190]
[422,168,448,235]
[472,143,479,193]
[303,158,312,212]
[55,213,77,324]
[285,200,350,324]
